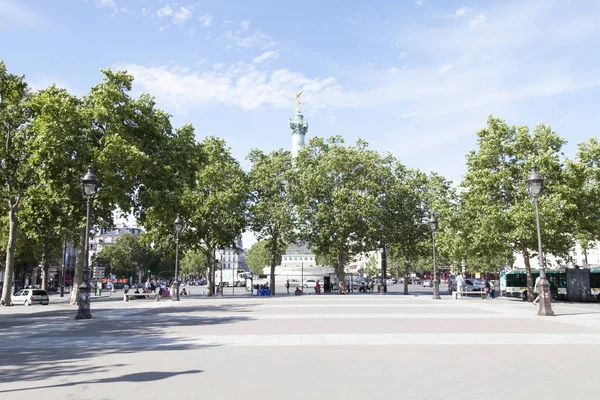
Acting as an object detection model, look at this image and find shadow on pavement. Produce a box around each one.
[0,369,203,394]
[0,303,252,386]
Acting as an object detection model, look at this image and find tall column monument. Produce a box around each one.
[289,91,308,158]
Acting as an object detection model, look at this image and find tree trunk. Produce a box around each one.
[41,246,50,291]
[337,253,346,294]
[205,251,213,296]
[270,253,276,296]
[403,261,410,295]
[1,197,19,306]
[69,227,86,305]
[521,244,534,302]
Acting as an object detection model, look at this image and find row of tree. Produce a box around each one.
[2,60,600,304]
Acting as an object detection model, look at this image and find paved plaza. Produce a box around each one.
[1,290,600,399]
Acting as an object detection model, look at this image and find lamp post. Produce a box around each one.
[429,213,441,300]
[219,249,224,296]
[526,165,554,316]
[173,214,183,301]
[76,166,99,320]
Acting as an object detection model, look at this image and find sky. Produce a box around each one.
[2,0,600,247]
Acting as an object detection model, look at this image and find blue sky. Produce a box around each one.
[2,0,600,184]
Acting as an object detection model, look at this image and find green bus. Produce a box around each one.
[501,268,600,302]
[500,268,567,301]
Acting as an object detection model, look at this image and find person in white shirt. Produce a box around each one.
[532,276,541,304]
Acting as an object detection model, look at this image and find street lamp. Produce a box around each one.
[76,166,99,320]
[526,165,554,316]
[429,213,441,300]
[219,249,225,296]
[173,214,183,301]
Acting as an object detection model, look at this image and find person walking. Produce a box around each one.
[315,280,321,295]
[532,276,541,304]
[490,280,496,299]
[285,280,290,294]
[484,279,491,299]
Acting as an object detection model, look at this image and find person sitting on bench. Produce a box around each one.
[294,287,302,295]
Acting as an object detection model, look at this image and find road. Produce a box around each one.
[1,287,599,399]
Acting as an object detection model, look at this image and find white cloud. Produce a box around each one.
[96,0,116,8]
[456,6,467,17]
[198,13,212,27]
[118,62,341,112]
[469,14,487,28]
[223,20,233,25]
[159,25,169,32]
[141,8,147,15]
[240,20,250,31]
[253,50,279,64]
[173,7,192,24]
[188,27,196,37]
[398,112,421,119]
[388,67,399,74]
[439,64,453,73]
[399,52,407,57]
[224,30,275,49]
[416,0,424,6]
[156,6,172,17]
[0,0,49,28]
[120,7,129,13]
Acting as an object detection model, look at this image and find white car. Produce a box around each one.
[386,278,396,285]
[464,279,485,291]
[422,279,432,288]
[12,289,49,306]
[303,279,321,288]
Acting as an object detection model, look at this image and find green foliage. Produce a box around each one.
[180,249,209,277]
[460,116,574,299]
[364,255,379,277]
[247,149,295,293]
[97,233,144,279]
[290,136,392,282]
[246,240,281,275]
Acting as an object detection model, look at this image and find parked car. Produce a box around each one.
[386,278,396,285]
[422,279,432,288]
[196,279,207,286]
[303,279,321,288]
[464,279,484,291]
[12,289,49,306]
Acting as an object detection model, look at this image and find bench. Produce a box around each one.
[453,291,486,299]
[123,292,160,302]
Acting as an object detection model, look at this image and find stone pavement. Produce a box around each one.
[1,293,600,399]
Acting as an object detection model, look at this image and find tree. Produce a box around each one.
[290,136,392,291]
[246,240,282,275]
[460,116,574,301]
[179,249,209,278]
[176,137,248,296]
[381,167,430,295]
[364,255,379,277]
[96,233,144,279]
[247,149,295,295]
[0,62,32,306]
[565,137,600,264]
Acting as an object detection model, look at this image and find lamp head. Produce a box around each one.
[429,213,438,232]
[81,166,99,198]
[526,165,544,198]
[174,214,184,233]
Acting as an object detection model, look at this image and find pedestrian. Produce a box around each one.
[532,276,541,304]
[315,280,321,295]
[285,279,290,294]
[490,280,496,299]
[484,279,491,299]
